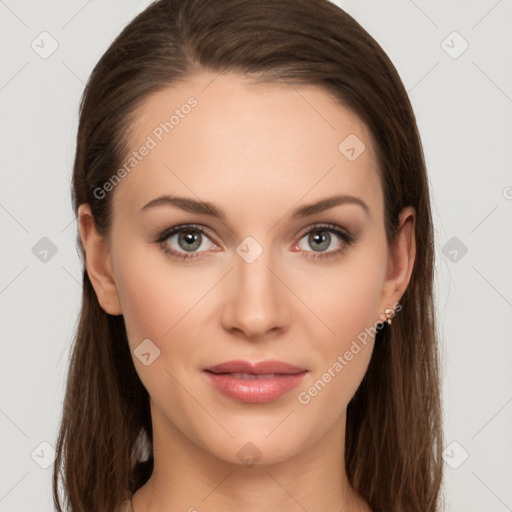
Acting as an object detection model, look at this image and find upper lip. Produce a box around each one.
[204,360,307,375]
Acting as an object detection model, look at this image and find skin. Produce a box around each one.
[78,72,416,512]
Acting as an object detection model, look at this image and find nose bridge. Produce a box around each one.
[221,235,289,338]
[237,239,276,295]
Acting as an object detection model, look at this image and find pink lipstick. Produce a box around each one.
[203,360,307,404]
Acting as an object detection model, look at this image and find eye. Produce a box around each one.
[154,222,356,262]
[294,223,356,262]
[155,224,219,261]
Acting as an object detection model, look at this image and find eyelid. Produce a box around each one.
[155,221,354,242]
[154,221,356,261]
[155,223,218,244]
[295,222,354,241]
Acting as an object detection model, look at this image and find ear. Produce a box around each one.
[378,206,416,317]
[77,203,122,315]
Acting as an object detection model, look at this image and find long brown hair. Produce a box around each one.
[53,1,444,510]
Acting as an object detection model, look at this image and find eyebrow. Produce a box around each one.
[139,194,369,219]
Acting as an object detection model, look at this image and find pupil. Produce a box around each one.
[310,231,330,251]
[179,231,201,252]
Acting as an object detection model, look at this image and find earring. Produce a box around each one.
[384,307,395,325]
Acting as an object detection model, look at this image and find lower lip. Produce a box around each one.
[204,371,307,404]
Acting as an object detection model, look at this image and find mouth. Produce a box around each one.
[204,359,307,375]
[208,372,294,380]
[203,360,308,404]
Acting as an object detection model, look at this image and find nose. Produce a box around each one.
[220,245,291,342]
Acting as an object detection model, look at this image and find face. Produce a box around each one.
[80,72,414,467]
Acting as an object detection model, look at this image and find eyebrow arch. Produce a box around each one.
[139,194,369,219]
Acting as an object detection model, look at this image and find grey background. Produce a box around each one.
[1,0,511,510]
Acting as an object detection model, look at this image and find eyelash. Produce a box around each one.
[154,223,356,262]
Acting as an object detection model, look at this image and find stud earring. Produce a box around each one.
[384,307,395,325]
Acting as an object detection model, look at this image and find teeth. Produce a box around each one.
[229,372,277,380]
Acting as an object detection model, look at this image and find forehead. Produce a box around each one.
[112,72,382,222]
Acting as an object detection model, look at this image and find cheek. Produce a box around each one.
[304,243,387,350]
[112,246,203,402]
[113,240,209,346]
[331,264,384,339]
[115,255,171,346]
[297,242,387,408]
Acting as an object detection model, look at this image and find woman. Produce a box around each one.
[53,0,444,511]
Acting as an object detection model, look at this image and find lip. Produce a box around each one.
[203,360,307,404]
[205,359,306,375]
